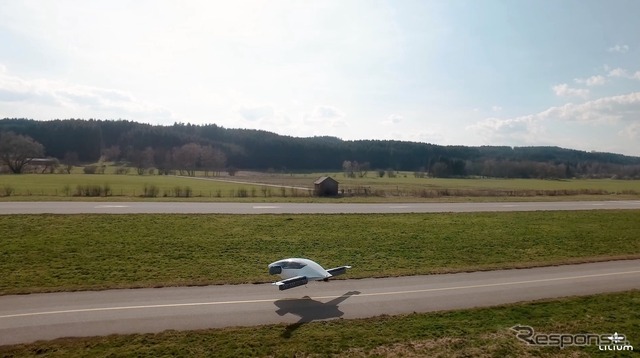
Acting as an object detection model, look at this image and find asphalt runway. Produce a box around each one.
[1,200,640,214]
[1,260,639,345]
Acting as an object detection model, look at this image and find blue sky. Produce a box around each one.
[1,0,639,155]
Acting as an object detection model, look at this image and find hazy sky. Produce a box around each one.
[1,0,639,155]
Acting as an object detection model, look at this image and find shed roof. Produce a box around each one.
[314,176,338,185]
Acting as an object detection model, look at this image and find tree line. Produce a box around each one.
[1,118,640,178]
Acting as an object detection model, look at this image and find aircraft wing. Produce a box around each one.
[273,276,309,291]
[326,265,352,277]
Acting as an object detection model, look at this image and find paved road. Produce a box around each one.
[1,200,640,214]
[1,260,638,345]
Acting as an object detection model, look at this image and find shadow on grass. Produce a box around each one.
[274,290,361,338]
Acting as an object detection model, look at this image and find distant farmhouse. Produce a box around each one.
[25,158,59,174]
[314,176,339,197]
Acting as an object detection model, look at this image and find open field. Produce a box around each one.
[225,171,640,198]
[1,172,639,201]
[2,210,639,295]
[1,290,637,356]
[233,170,640,191]
[0,174,282,200]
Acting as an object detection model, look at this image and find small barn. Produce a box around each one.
[314,176,339,197]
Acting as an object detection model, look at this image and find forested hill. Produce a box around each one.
[2,118,640,178]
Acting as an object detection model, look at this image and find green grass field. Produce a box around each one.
[0,174,283,199]
[1,172,639,201]
[229,171,640,197]
[242,170,640,191]
[1,290,637,357]
[2,210,639,295]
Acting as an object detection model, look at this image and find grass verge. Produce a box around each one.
[1,210,639,295]
[1,290,637,357]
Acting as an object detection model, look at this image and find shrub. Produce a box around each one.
[173,186,192,197]
[115,167,130,175]
[83,166,98,174]
[143,184,160,197]
[73,184,111,197]
[2,185,14,197]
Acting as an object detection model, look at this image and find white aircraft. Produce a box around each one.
[268,258,352,290]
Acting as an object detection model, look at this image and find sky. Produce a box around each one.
[1,0,639,156]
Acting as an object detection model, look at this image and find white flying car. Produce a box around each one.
[268,258,352,290]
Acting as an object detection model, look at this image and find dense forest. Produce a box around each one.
[1,118,640,178]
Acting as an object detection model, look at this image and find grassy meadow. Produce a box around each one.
[235,170,640,191]
[227,171,640,198]
[1,290,637,357]
[1,170,639,201]
[2,210,639,295]
[0,173,290,200]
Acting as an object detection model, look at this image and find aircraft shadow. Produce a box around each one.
[274,290,361,338]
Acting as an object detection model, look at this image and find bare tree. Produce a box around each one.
[102,145,121,162]
[342,160,354,178]
[357,161,370,178]
[0,132,45,174]
[128,147,155,175]
[200,145,226,177]
[40,158,59,174]
[172,143,200,176]
[342,160,369,178]
[62,152,79,174]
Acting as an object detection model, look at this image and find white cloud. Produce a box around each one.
[542,92,640,123]
[303,105,346,127]
[552,83,589,98]
[619,122,640,139]
[0,65,174,121]
[314,106,345,119]
[605,67,640,81]
[468,92,640,143]
[237,105,275,122]
[608,67,629,78]
[466,116,539,143]
[607,44,629,53]
[383,113,403,125]
[574,75,606,86]
[491,105,503,112]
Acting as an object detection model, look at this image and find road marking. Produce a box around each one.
[252,206,280,209]
[1,270,638,320]
[94,205,129,208]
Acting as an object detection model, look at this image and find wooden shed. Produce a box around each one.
[314,176,339,197]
